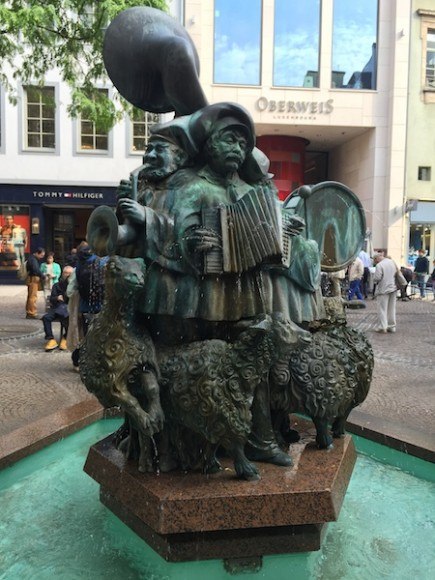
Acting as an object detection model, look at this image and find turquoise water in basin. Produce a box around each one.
[0,419,434,580]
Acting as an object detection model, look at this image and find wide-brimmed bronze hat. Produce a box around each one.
[148,115,198,158]
[188,102,256,152]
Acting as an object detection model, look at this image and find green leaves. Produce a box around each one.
[0,0,168,127]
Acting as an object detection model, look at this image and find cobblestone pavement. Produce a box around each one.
[346,296,434,438]
[0,285,434,443]
[0,285,93,437]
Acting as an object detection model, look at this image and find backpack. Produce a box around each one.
[76,256,106,312]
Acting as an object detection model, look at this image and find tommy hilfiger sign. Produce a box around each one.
[32,190,104,200]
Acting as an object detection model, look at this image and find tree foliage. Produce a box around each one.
[0,0,168,129]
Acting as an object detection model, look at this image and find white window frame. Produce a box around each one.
[21,84,58,153]
[127,110,161,156]
[75,87,112,156]
[418,166,431,181]
[418,9,435,104]
[425,28,435,88]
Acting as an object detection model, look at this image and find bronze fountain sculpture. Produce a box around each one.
[83,6,373,563]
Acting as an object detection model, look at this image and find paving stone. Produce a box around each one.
[0,285,434,453]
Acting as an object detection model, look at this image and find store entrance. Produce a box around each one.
[45,207,93,264]
[53,212,74,263]
[408,223,433,266]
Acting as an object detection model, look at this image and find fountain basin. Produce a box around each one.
[0,418,434,579]
[84,418,356,561]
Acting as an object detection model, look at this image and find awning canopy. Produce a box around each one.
[409,201,435,224]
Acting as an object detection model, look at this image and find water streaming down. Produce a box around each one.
[0,419,434,579]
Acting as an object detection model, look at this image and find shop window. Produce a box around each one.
[213,0,262,85]
[409,224,431,263]
[79,88,109,152]
[130,109,160,153]
[331,0,378,90]
[418,166,431,181]
[0,206,30,271]
[273,0,320,88]
[24,86,56,150]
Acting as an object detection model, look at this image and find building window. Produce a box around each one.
[83,3,96,25]
[130,110,160,153]
[418,166,431,181]
[24,86,56,149]
[213,0,262,85]
[425,28,435,88]
[331,0,378,90]
[273,0,320,88]
[79,89,109,152]
[417,11,435,103]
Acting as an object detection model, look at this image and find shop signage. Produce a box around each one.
[255,97,334,115]
[0,184,116,206]
[32,190,104,200]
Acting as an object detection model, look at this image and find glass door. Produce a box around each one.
[52,211,74,265]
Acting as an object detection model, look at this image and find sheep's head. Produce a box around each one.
[271,313,312,353]
[105,255,146,298]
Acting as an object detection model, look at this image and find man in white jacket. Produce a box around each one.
[373,253,398,333]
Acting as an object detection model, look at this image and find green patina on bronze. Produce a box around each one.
[81,6,372,482]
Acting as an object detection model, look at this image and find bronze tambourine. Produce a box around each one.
[283,182,366,272]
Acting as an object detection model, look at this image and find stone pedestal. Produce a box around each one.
[84,419,356,562]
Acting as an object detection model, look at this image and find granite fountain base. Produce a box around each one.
[84,419,356,562]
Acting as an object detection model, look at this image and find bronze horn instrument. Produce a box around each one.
[87,160,147,257]
[86,206,137,257]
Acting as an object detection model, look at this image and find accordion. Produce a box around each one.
[202,188,292,274]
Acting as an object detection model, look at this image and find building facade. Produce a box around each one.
[0,70,163,275]
[405,1,435,264]
[2,0,433,275]
[183,0,413,264]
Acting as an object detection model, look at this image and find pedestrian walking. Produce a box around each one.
[66,242,108,369]
[413,249,429,298]
[348,257,364,301]
[358,249,372,298]
[373,252,397,333]
[25,247,45,319]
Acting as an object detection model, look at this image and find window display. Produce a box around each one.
[0,206,30,270]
